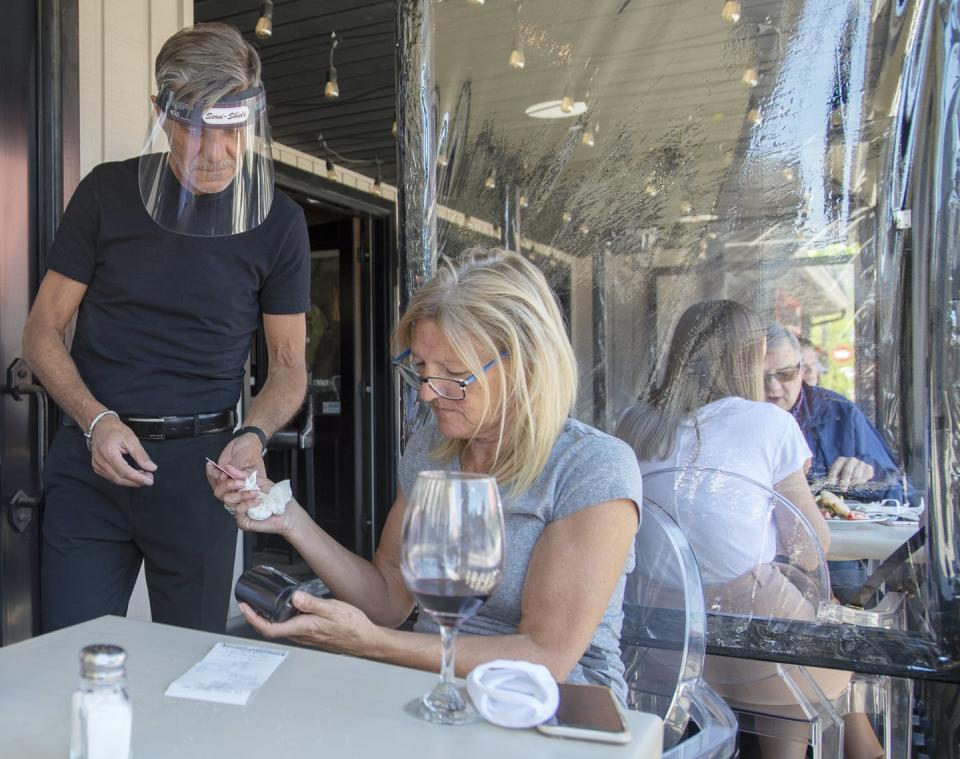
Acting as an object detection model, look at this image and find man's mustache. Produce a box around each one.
[191,159,236,171]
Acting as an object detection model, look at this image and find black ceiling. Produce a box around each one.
[194,0,398,185]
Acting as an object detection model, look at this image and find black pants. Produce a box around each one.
[40,426,237,633]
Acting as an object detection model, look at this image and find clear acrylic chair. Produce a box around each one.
[643,466,902,759]
[621,499,738,758]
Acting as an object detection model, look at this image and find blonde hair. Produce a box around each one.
[394,248,577,492]
[617,299,765,462]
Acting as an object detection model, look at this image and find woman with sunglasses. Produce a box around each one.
[212,247,642,701]
[764,324,906,501]
[617,300,882,759]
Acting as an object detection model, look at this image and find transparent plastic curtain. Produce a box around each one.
[397,0,960,672]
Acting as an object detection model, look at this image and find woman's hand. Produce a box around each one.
[208,464,304,538]
[239,592,386,658]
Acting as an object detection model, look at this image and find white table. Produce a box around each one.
[826,521,920,561]
[0,616,663,758]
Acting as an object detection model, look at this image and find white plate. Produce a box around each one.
[825,514,891,527]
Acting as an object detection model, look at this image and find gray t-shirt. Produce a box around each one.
[398,416,643,701]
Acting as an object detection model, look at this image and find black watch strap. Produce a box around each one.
[233,425,268,455]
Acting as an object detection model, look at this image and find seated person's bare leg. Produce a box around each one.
[757,734,808,759]
[844,713,884,759]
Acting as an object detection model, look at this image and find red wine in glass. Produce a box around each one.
[408,578,491,626]
[400,470,505,725]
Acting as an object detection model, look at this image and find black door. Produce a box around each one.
[0,0,41,645]
[247,174,397,576]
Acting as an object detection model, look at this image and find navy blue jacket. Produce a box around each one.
[792,383,910,501]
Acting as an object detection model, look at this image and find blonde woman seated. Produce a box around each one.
[616,300,881,759]
[211,248,642,700]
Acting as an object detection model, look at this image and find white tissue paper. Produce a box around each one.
[240,470,259,492]
[466,659,559,728]
[246,480,292,521]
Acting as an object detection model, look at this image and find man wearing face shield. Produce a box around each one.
[22,23,310,633]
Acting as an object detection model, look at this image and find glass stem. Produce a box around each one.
[439,623,458,688]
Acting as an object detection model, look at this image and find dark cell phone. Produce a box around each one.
[537,683,631,744]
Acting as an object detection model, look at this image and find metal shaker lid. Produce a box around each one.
[79,644,127,680]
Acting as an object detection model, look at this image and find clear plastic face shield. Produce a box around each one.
[139,85,274,236]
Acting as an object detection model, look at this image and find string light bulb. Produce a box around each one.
[518,193,529,209]
[509,4,525,69]
[580,121,597,147]
[782,167,795,181]
[561,94,575,114]
[741,68,759,87]
[373,159,383,197]
[578,223,590,235]
[324,32,340,99]
[484,169,497,190]
[325,160,336,181]
[747,106,762,124]
[437,152,449,167]
[255,0,274,38]
[680,200,692,214]
[391,116,398,137]
[720,0,741,24]
[561,210,572,224]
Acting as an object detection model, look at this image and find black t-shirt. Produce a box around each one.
[47,157,310,416]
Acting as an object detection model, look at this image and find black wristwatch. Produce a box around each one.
[233,425,268,456]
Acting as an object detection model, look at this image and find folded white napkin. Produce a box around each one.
[466,660,559,728]
[247,479,293,521]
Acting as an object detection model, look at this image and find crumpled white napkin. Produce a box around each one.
[466,660,559,728]
[246,479,293,521]
[852,499,924,523]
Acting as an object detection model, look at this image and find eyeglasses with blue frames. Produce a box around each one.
[391,349,509,401]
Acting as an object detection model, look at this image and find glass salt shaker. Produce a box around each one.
[69,644,132,759]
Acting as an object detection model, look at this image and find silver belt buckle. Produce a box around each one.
[126,416,166,440]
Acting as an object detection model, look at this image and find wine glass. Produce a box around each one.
[400,471,505,725]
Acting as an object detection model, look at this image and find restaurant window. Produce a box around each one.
[397,0,960,680]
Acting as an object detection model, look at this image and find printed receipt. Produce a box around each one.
[165,642,289,705]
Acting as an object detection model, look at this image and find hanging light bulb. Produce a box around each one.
[747,105,762,124]
[741,68,759,87]
[720,0,741,24]
[373,159,383,197]
[484,169,497,189]
[561,210,572,224]
[518,193,529,209]
[509,4,525,69]
[255,0,274,38]
[437,152,449,167]
[581,121,597,147]
[325,159,336,181]
[325,32,340,99]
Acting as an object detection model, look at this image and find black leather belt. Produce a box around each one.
[65,409,236,440]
